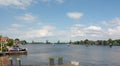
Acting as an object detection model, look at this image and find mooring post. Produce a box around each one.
[49,57,55,66]
[17,58,21,66]
[9,57,13,66]
[58,56,63,65]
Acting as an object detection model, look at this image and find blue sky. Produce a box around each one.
[0,0,120,42]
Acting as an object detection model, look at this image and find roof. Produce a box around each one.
[1,37,9,42]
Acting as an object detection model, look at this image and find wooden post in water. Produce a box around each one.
[58,56,63,65]
[49,57,55,66]
[17,58,21,66]
[9,57,13,66]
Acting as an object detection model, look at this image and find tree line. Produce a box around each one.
[30,38,120,46]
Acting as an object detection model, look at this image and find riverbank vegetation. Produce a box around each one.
[30,38,120,46]
[1,35,120,46]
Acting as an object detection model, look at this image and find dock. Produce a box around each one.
[0,51,27,56]
[9,65,33,66]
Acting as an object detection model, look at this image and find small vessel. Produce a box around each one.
[71,61,80,66]
[7,45,27,52]
[109,43,112,48]
[67,44,70,46]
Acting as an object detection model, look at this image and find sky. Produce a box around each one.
[0,0,120,42]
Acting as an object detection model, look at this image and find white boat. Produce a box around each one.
[67,44,70,46]
[71,61,80,66]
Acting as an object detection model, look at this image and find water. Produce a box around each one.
[10,44,120,66]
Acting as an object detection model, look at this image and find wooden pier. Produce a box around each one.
[9,65,33,66]
[0,51,27,56]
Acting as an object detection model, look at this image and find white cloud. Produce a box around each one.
[7,23,23,30]
[11,24,23,28]
[0,0,66,9]
[55,0,64,4]
[107,27,120,36]
[7,25,70,41]
[2,17,120,41]
[42,25,56,30]
[21,25,56,38]
[16,13,36,22]
[99,17,120,39]
[101,18,120,37]
[0,25,56,41]
[70,24,103,38]
[0,0,33,9]
[102,18,120,27]
[70,24,85,37]
[87,26,102,31]
[40,0,65,4]
[67,12,83,20]
[41,0,51,3]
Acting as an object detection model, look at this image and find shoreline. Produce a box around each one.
[0,51,27,56]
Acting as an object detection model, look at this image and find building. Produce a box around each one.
[0,37,9,44]
[0,37,9,52]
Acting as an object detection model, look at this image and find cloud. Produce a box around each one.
[70,24,103,38]
[101,18,120,37]
[16,13,36,22]
[87,26,102,31]
[0,0,65,9]
[1,23,105,41]
[55,0,64,4]
[2,23,70,41]
[7,23,23,30]
[102,18,120,27]
[21,25,56,38]
[0,0,33,9]
[2,16,120,41]
[70,24,85,37]
[11,24,23,28]
[67,12,83,20]
[6,24,56,40]
[107,26,120,36]
[40,0,65,4]
[41,0,51,3]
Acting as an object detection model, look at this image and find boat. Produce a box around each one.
[67,44,70,46]
[7,45,27,52]
[71,61,80,66]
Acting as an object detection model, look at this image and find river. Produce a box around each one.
[10,44,120,66]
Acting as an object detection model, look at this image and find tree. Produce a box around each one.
[0,35,2,41]
[7,39,14,46]
[73,41,80,45]
[84,39,89,44]
[21,40,27,45]
[108,38,113,44]
[57,40,60,44]
[80,40,84,45]
[14,38,20,45]
[0,35,2,38]
[46,40,51,44]
[103,40,108,46]
[69,40,72,44]
[15,38,20,41]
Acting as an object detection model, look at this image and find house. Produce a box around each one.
[0,37,9,44]
[0,37,9,52]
